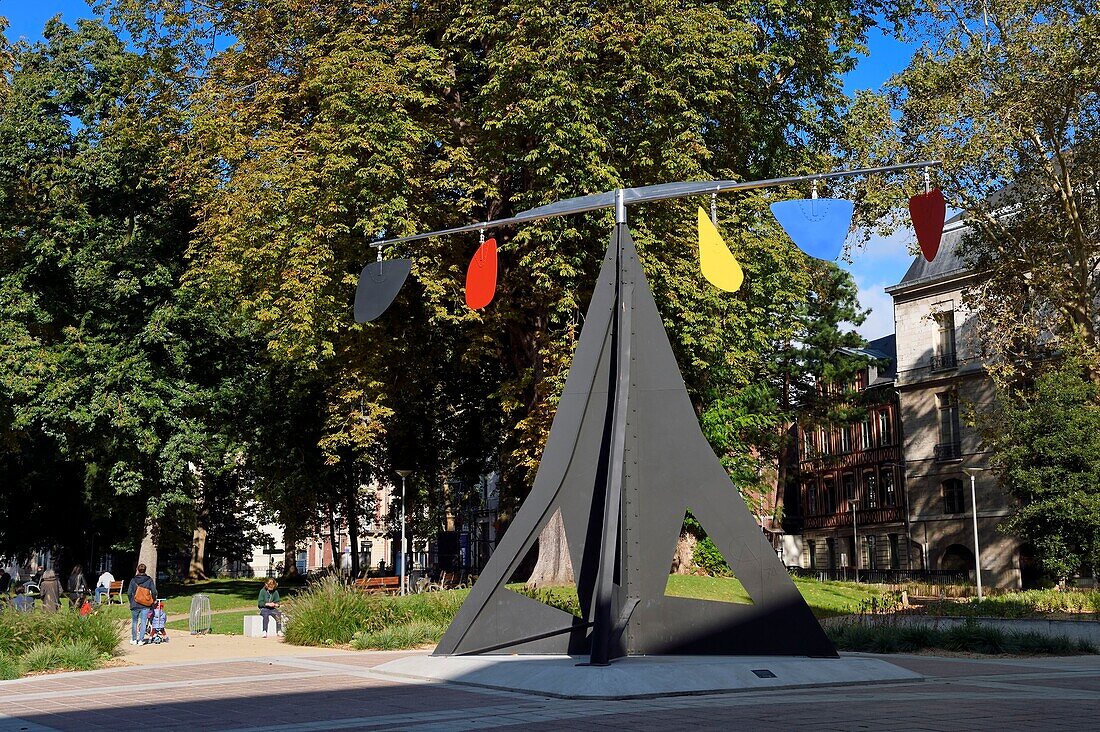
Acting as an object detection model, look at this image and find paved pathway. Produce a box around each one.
[1,651,1097,731]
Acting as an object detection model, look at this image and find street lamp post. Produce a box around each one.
[396,469,414,596]
[851,498,860,583]
[963,467,985,601]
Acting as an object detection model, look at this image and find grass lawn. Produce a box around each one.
[166,610,251,636]
[157,578,302,614]
[85,578,301,618]
[658,575,883,618]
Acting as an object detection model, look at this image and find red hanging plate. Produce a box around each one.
[465,237,497,310]
[909,188,946,262]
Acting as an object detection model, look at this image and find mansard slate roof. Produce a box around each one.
[840,333,897,387]
[864,334,897,383]
[886,215,971,293]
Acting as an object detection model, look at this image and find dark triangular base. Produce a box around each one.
[434,225,836,659]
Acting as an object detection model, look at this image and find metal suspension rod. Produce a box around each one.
[368,160,941,250]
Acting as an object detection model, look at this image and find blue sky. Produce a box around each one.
[4,3,919,340]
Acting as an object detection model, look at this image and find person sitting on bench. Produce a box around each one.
[257,578,284,638]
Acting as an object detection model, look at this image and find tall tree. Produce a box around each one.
[851,0,1100,384]
[979,357,1100,580]
[0,17,242,576]
[181,0,884,474]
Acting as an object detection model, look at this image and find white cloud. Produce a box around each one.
[843,229,918,341]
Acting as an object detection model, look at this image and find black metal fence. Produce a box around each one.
[790,567,971,586]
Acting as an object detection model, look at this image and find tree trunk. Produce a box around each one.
[670,529,697,574]
[346,482,361,578]
[328,504,339,573]
[526,510,574,587]
[188,524,208,581]
[137,511,159,580]
[282,524,299,578]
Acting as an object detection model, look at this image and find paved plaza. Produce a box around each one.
[1,650,1097,731]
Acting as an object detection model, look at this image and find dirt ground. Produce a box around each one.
[117,631,346,665]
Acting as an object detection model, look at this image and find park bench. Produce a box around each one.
[107,581,125,604]
[353,576,400,595]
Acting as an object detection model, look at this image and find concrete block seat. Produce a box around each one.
[244,614,283,638]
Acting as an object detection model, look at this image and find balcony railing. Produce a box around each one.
[930,351,958,372]
[803,506,903,530]
[934,441,962,461]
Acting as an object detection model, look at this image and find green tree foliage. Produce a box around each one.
[980,358,1100,580]
[0,17,247,572]
[850,0,1100,384]
[178,0,883,520]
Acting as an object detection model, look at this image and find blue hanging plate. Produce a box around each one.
[769,198,854,261]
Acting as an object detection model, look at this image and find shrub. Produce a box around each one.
[0,609,121,658]
[282,577,467,646]
[0,654,20,680]
[926,590,1100,619]
[20,639,102,673]
[282,576,379,645]
[352,621,448,650]
[692,537,732,577]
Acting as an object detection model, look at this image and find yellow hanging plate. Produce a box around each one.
[697,207,743,292]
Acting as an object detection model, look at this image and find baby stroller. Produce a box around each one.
[145,599,169,644]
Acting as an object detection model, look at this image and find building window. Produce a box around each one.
[866,535,878,570]
[864,470,878,509]
[889,533,900,569]
[936,391,962,460]
[878,409,893,446]
[808,540,817,569]
[839,425,851,453]
[842,473,856,506]
[943,478,965,514]
[822,477,836,514]
[803,428,815,457]
[820,428,832,455]
[826,537,836,569]
[859,418,872,450]
[882,469,897,507]
[807,481,818,516]
[932,309,958,370]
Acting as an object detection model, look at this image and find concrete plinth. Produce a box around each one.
[372,654,921,700]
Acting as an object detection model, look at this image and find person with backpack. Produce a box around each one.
[127,563,157,645]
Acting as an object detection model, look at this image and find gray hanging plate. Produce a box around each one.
[354,259,412,322]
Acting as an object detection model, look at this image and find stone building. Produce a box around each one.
[795,335,912,578]
[793,215,1029,588]
[885,216,1025,588]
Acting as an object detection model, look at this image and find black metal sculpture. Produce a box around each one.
[434,214,837,663]
[363,162,943,664]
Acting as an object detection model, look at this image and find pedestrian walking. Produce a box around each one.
[127,563,157,645]
[38,569,63,612]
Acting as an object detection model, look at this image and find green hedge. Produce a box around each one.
[828,619,1096,655]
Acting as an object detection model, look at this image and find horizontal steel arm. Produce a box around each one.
[369,160,940,249]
